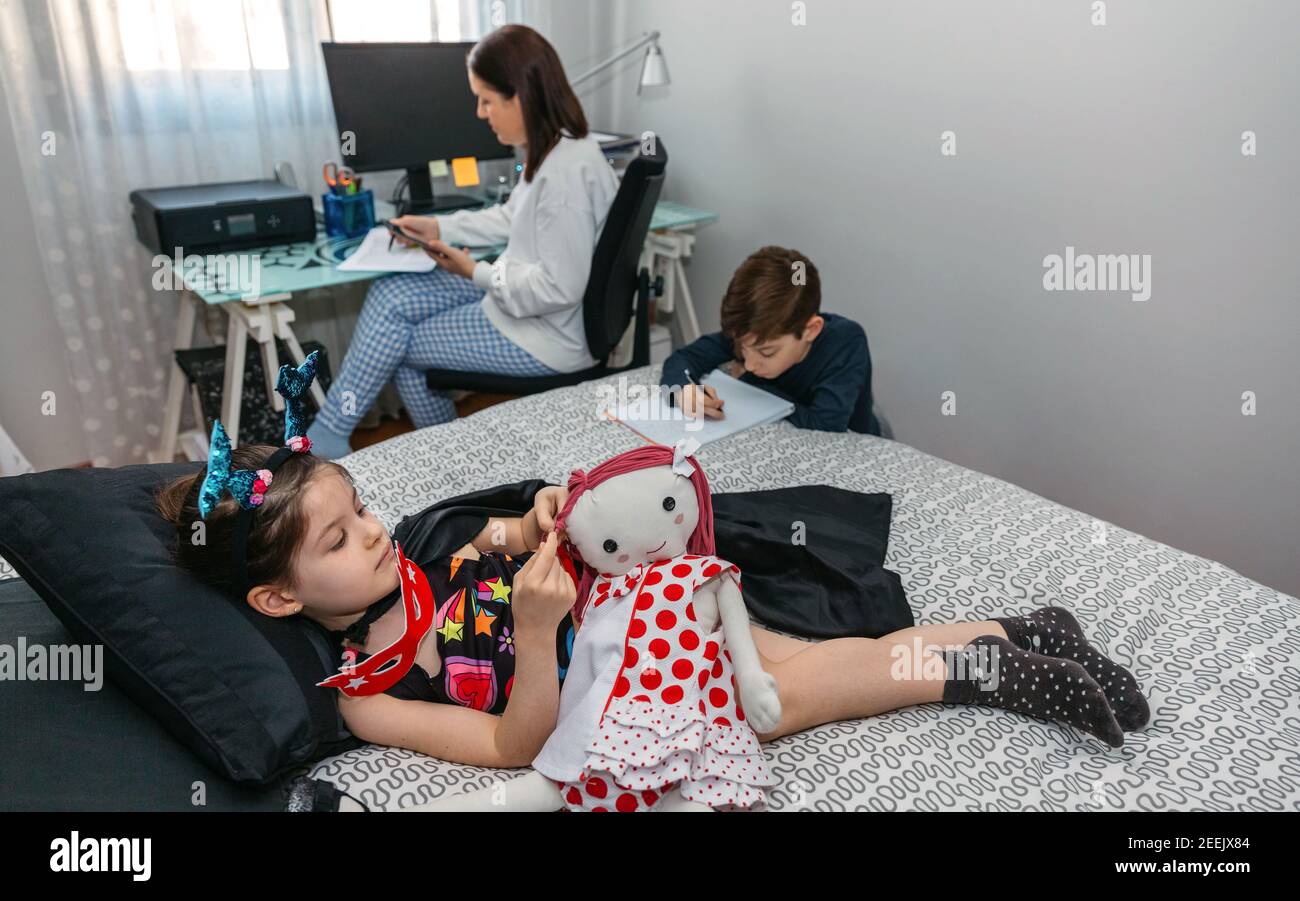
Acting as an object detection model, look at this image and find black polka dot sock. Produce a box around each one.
[994,606,1150,731]
[936,635,1124,748]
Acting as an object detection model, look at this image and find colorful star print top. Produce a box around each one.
[345,550,575,714]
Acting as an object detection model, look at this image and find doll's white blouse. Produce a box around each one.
[530,572,636,782]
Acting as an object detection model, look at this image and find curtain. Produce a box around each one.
[0,0,532,466]
[0,421,34,476]
[0,0,339,465]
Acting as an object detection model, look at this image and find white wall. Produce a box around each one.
[548,0,1299,596]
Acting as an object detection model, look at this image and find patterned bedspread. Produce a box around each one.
[12,365,1295,809]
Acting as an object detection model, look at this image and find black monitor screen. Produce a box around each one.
[321,42,512,172]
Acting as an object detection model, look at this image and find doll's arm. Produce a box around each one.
[715,573,782,735]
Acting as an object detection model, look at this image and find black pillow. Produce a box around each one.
[0,462,363,786]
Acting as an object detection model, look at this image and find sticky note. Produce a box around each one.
[451,156,480,187]
[427,159,449,178]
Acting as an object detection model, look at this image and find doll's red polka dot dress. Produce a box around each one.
[531,554,777,812]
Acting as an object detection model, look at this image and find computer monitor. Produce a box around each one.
[320,41,513,213]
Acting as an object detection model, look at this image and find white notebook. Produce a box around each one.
[337,226,436,273]
[607,369,794,447]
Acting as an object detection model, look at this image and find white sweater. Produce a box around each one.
[435,135,619,373]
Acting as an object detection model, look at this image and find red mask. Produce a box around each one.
[317,542,435,697]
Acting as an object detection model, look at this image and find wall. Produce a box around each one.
[547,0,1299,596]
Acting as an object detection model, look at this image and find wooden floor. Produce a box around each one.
[349,392,518,452]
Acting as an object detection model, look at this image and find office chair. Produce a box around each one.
[423,140,669,399]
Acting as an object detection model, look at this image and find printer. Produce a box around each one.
[130,179,316,255]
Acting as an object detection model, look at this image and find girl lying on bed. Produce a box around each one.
[155,440,1151,811]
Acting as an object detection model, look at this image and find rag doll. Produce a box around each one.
[420,438,782,812]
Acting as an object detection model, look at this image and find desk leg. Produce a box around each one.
[647,230,704,346]
[222,312,248,448]
[152,291,198,463]
[672,256,702,344]
[260,334,282,410]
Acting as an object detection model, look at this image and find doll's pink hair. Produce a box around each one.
[554,444,714,622]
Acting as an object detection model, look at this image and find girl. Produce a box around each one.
[157,447,1149,811]
[306,24,619,458]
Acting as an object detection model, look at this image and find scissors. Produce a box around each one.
[322,162,356,195]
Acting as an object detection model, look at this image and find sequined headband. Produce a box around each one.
[197,350,319,594]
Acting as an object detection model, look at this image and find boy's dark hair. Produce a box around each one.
[155,445,352,597]
[720,245,821,344]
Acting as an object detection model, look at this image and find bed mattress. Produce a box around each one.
[5,365,1296,810]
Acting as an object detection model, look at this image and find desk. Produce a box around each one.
[152,200,717,462]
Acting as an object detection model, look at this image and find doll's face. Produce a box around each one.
[564,466,699,576]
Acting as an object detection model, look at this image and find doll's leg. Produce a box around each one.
[400,770,563,812]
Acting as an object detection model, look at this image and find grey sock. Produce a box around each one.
[936,634,1124,748]
[995,606,1149,731]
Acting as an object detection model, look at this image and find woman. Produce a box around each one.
[307,25,619,459]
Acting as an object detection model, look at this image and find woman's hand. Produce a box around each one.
[424,238,477,279]
[389,214,440,246]
[511,531,576,631]
[533,485,569,535]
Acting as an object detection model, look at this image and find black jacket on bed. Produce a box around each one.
[391,479,912,640]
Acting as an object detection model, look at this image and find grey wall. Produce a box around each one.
[550,0,1299,596]
[0,75,87,470]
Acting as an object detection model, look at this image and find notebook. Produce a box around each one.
[337,226,436,273]
[606,369,794,447]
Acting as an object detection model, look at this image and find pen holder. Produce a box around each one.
[322,189,375,239]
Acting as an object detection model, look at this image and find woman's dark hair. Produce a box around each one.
[468,24,588,182]
[155,445,353,597]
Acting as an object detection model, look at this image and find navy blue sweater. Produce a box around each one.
[658,312,879,435]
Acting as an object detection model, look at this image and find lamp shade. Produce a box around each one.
[638,43,670,93]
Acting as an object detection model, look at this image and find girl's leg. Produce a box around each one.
[749,619,1123,747]
[394,299,558,429]
[310,268,482,442]
[748,621,1009,668]
[745,621,1006,742]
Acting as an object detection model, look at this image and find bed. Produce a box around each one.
[3,364,1298,811]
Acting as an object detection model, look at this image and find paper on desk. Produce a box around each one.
[337,226,436,273]
[606,368,794,448]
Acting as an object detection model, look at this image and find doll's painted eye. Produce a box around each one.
[662,496,676,511]
[603,539,618,553]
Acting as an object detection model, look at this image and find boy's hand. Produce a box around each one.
[682,384,725,420]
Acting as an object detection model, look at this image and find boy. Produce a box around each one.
[659,245,880,434]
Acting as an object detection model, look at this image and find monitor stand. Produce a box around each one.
[404,164,482,214]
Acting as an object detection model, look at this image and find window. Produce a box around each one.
[116,0,289,71]
[328,0,466,43]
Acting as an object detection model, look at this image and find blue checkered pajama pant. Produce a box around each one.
[314,267,558,431]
